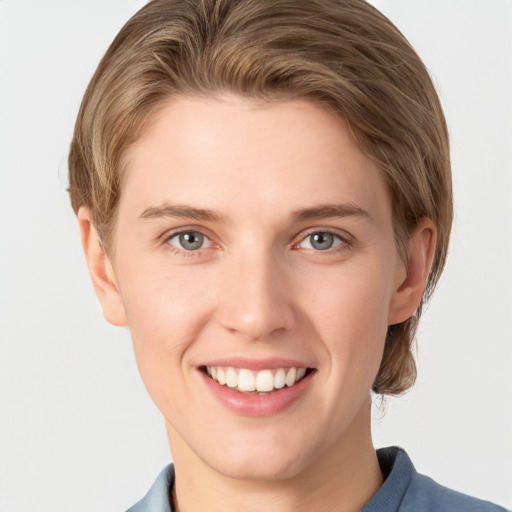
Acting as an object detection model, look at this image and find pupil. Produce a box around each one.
[180,232,203,250]
[311,232,333,250]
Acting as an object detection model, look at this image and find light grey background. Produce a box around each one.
[0,1,511,511]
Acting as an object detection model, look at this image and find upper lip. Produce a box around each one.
[199,357,314,371]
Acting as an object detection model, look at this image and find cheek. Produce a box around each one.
[117,263,218,387]
[121,258,215,331]
[301,262,392,373]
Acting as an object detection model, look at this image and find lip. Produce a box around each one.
[198,358,315,417]
[200,357,312,371]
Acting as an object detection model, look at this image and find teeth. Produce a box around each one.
[226,368,238,388]
[296,367,306,380]
[285,367,297,387]
[274,368,286,389]
[205,366,309,393]
[256,370,274,392]
[237,369,256,392]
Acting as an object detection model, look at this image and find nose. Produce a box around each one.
[216,248,296,341]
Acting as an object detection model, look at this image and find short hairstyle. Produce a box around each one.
[68,0,452,395]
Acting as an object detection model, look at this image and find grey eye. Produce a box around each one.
[299,231,343,251]
[309,232,334,250]
[169,231,208,250]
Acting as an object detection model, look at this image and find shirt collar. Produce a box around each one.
[126,446,413,512]
[126,464,175,512]
[361,446,415,511]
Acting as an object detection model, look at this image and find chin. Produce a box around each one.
[213,455,305,482]
[202,434,314,482]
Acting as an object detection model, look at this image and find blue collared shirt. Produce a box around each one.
[126,447,507,511]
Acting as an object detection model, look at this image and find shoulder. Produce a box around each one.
[374,447,507,512]
[125,464,175,512]
[403,471,507,512]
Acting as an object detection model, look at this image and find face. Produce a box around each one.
[96,95,412,481]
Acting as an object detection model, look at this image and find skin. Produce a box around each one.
[79,95,436,512]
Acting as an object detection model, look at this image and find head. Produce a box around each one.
[69,0,451,397]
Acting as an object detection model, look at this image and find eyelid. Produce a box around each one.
[161,225,219,252]
[292,227,353,250]
[167,230,212,250]
[161,224,214,241]
[159,225,353,254]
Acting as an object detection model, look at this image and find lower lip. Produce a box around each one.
[200,370,313,417]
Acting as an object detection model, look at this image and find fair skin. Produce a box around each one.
[79,95,436,512]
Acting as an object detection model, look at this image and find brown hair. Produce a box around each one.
[68,0,452,395]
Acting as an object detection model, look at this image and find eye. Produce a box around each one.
[168,231,211,251]
[299,231,343,251]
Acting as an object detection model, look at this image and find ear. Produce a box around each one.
[77,207,128,327]
[388,219,437,325]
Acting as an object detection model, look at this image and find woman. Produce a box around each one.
[68,1,507,510]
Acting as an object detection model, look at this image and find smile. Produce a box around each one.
[205,366,308,393]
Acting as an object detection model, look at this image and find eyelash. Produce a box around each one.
[292,229,352,254]
[164,228,214,259]
[162,227,353,258]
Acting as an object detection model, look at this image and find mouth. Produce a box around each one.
[202,366,312,394]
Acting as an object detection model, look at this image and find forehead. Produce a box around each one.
[120,94,391,226]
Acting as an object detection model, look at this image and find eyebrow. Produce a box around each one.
[139,204,224,223]
[139,202,371,224]
[292,203,372,223]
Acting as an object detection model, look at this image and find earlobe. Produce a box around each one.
[77,207,128,327]
[388,219,437,325]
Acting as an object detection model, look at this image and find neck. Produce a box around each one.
[168,400,383,512]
